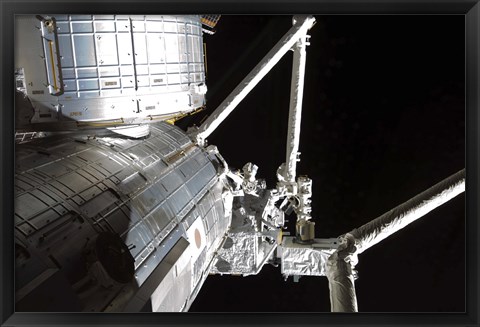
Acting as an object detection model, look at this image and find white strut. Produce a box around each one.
[192,16,316,146]
[285,23,309,184]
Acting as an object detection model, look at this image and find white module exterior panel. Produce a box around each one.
[15,15,207,131]
[14,122,232,312]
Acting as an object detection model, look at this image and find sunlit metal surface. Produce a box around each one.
[15,15,207,135]
[13,14,465,313]
[15,122,232,311]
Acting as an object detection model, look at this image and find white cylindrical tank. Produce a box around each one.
[15,15,207,132]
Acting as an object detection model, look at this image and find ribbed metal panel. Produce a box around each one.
[15,15,207,131]
[15,122,231,311]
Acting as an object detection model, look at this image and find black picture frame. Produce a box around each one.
[1,1,478,326]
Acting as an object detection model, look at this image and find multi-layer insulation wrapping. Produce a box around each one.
[348,169,465,254]
[280,237,336,276]
[325,169,465,312]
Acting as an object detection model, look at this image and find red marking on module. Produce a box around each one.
[194,228,201,249]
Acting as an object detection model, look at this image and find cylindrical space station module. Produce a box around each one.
[14,14,232,312]
[15,122,233,311]
[15,15,207,137]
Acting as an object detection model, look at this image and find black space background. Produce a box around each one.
[178,15,465,312]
